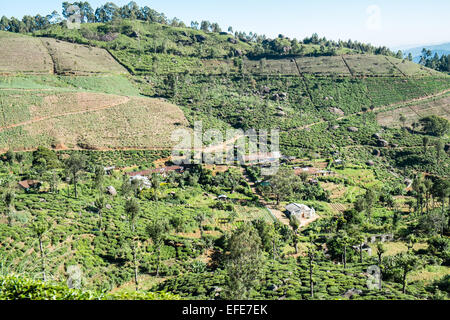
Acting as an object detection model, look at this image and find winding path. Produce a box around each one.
[0,95,131,132]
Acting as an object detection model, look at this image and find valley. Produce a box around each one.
[0,2,449,302]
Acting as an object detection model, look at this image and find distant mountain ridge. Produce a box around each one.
[401,42,450,63]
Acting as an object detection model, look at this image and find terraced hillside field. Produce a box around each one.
[0,89,190,151]
[296,56,351,76]
[0,31,127,76]
[41,38,128,75]
[0,32,53,74]
[377,93,450,127]
[342,54,443,77]
[241,55,441,77]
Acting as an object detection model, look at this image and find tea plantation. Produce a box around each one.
[0,3,449,301]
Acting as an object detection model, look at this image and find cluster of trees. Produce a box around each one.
[2,148,175,289]
[0,11,60,33]
[0,1,171,33]
[302,33,402,57]
[420,49,450,73]
[260,167,329,205]
[411,175,449,217]
[247,33,404,59]
[190,21,222,33]
[0,1,221,34]
[1,146,448,299]
[1,1,408,61]
[419,115,450,137]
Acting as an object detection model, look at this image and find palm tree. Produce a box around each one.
[432,178,450,215]
[412,177,425,215]
[354,233,366,263]
[65,154,87,198]
[376,242,385,266]
[337,231,350,270]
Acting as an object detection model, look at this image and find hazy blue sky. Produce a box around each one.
[1,0,449,48]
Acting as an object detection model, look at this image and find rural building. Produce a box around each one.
[242,152,281,165]
[18,180,41,192]
[126,166,184,178]
[129,175,152,188]
[281,156,297,162]
[367,234,394,243]
[352,243,372,256]
[104,166,115,175]
[294,167,336,177]
[285,203,316,219]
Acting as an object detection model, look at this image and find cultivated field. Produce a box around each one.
[238,54,439,77]
[296,56,351,76]
[0,90,190,150]
[377,95,450,127]
[385,56,443,77]
[343,54,402,76]
[0,32,128,75]
[243,58,298,75]
[41,38,128,75]
[0,32,53,74]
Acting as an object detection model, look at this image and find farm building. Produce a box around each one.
[126,166,184,177]
[104,166,115,175]
[18,180,41,192]
[367,234,394,243]
[129,175,152,188]
[352,243,372,256]
[285,203,316,219]
[293,167,336,177]
[241,152,281,165]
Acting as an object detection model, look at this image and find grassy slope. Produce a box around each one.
[0,32,53,74]
[1,21,449,174]
[0,30,193,151]
[0,87,190,151]
[0,20,448,300]
[33,20,440,77]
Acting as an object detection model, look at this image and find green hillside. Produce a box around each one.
[0,31,127,75]
[33,20,440,77]
[0,31,191,151]
[0,3,449,302]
